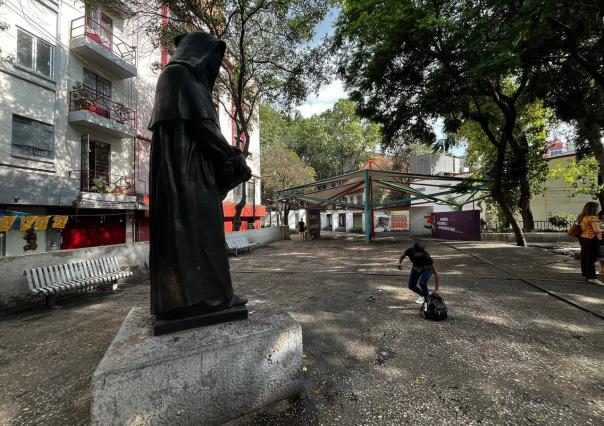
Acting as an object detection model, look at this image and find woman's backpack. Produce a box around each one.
[420,293,448,321]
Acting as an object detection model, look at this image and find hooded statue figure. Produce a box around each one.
[148,31,251,320]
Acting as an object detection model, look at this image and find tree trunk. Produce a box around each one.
[519,180,535,232]
[283,205,291,227]
[510,134,534,232]
[492,142,527,247]
[493,190,526,246]
[233,184,246,231]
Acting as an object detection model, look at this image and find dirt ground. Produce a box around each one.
[0,233,602,425]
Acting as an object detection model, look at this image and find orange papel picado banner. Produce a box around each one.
[34,216,51,231]
[52,215,69,229]
[20,215,37,231]
[0,216,17,232]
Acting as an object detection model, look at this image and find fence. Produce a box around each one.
[482,220,571,233]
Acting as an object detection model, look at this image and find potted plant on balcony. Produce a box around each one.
[91,176,110,194]
[114,102,130,124]
[71,82,93,111]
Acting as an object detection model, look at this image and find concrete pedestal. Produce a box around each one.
[91,307,303,425]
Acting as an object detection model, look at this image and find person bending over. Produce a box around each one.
[398,241,440,304]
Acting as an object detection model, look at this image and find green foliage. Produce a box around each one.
[548,213,575,229]
[91,176,111,194]
[120,0,333,156]
[260,100,380,179]
[550,157,603,200]
[351,224,363,233]
[261,144,316,204]
[460,96,551,212]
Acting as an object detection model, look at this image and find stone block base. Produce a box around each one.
[91,307,303,425]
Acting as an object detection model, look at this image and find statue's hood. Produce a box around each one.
[148,31,226,130]
[169,31,226,92]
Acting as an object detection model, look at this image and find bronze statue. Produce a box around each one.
[148,31,251,324]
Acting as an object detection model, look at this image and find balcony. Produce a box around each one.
[68,89,137,138]
[69,16,137,79]
[69,170,139,209]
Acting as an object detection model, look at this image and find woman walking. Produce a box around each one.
[578,202,604,286]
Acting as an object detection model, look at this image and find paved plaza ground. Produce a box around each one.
[0,233,603,425]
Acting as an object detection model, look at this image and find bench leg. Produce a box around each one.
[112,280,119,292]
[46,294,59,309]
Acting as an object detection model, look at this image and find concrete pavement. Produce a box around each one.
[0,234,602,425]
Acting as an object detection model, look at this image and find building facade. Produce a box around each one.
[0,0,262,257]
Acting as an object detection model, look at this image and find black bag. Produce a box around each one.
[420,293,448,321]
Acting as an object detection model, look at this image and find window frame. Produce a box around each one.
[11,114,55,162]
[15,27,54,79]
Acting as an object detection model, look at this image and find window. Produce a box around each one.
[16,29,53,78]
[87,7,113,50]
[247,181,255,203]
[83,68,112,117]
[12,115,54,160]
[233,184,243,200]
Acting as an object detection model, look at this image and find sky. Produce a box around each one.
[296,7,467,156]
[296,8,346,118]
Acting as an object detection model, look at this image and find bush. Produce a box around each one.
[351,225,363,233]
[548,213,575,228]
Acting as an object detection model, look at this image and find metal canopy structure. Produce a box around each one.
[277,164,490,242]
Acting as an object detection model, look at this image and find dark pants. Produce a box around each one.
[579,237,600,279]
[408,268,432,300]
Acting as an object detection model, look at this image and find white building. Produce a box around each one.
[408,153,474,236]
[0,0,261,257]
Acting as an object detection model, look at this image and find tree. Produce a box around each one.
[261,144,316,224]
[550,156,604,201]
[334,0,544,246]
[261,101,381,180]
[457,97,551,231]
[507,0,603,206]
[121,0,333,230]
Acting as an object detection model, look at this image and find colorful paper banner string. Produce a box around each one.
[0,216,17,233]
[52,215,69,229]
[34,216,51,231]
[20,216,37,231]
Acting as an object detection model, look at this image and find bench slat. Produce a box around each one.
[25,256,133,302]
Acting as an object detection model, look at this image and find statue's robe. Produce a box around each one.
[148,32,250,317]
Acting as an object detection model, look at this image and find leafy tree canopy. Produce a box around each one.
[260,144,316,204]
[260,99,381,180]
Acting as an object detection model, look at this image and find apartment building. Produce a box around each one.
[0,0,262,257]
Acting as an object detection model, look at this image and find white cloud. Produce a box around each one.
[296,79,347,118]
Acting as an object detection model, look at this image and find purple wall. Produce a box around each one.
[432,210,481,241]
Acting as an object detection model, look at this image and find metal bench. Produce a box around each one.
[25,256,133,307]
[226,236,256,256]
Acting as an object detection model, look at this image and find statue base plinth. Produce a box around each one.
[91,307,303,426]
[154,306,248,336]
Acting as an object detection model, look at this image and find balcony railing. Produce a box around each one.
[68,170,134,194]
[70,16,136,67]
[69,170,148,200]
[69,89,136,128]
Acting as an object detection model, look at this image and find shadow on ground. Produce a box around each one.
[0,234,602,425]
